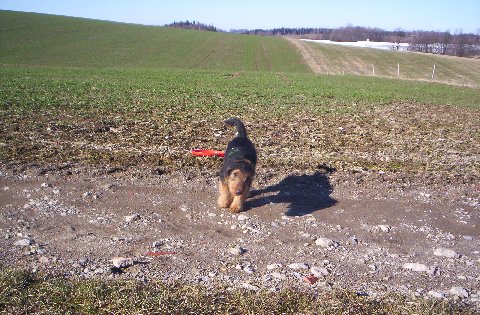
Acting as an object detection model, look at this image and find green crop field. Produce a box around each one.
[296,40,480,87]
[0,10,309,73]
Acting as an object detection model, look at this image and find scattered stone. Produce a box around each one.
[266,263,282,270]
[228,245,246,256]
[271,272,287,280]
[376,225,391,233]
[39,256,49,264]
[463,235,473,241]
[241,282,259,291]
[434,248,461,259]
[288,263,309,270]
[310,266,329,277]
[449,287,469,298]
[402,263,429,272]
[125,214,140,223]
[111,257,134,269]
[101,183,116,190]
[40,182,52,188]
[237,214,249,221]
[428,290,446,299]
[315,237,338,248]
[348,236,358,246]
[14,238,33,247]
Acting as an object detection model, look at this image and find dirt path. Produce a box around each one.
[1,164,479,306]
[286,37,325,74]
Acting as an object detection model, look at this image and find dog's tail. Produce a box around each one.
[225,117,247,138]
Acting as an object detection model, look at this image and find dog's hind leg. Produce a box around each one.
[218,180,233,208]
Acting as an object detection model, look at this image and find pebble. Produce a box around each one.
[315,237,338,248]
[428,290,446,299]
[228,245,246,256]
[449,287,469,298]
[271,272,287,280]
[266,263,282,270]
[288,263,309,270]
[310,266,329,277]
[348,236,358,246]
[241,282,259,291]
[40,182,52,188]
[39,256,49,264]
[433,248,460,259]
[376,225,391,233]
[111,257,135,268]
[13,238,33,247]
[402,263,429,272]
[125,214,140,223]
[237,214,249,221]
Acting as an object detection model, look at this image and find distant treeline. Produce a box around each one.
[165,20,218,32]
[167,21,480,58]
[231,26,480,58]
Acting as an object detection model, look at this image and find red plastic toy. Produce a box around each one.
[191,149,225,157]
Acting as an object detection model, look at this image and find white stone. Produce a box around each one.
[241,282,259,291]
[266,263,282,270]
[228,245,246,256]
[13,238,32,247]
[111,257,134,268]
[428,291,446,299]
[271,272,287,280]
[402,263,429,272]
[237,214,249,221]
[449,287,469,298]
[434,248,460,259]
[315,237,338,248]
[287,263,309,270]
[125,214,140,223]
[376,225,391,232]
[310,266,329,277]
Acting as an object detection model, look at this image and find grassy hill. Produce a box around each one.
[0,10,309,72]
[293,39,480,86]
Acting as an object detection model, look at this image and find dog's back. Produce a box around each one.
[221,118,257,178]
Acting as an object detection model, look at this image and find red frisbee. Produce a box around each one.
[191,149,225,157]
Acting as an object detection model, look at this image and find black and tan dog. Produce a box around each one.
[218,118,257,213]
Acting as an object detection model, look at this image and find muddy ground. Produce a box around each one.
[1,162,479,306]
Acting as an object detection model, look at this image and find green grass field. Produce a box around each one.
[0,10,309,73]
[302,40,480,86]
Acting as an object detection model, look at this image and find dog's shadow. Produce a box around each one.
[246,166,337,216]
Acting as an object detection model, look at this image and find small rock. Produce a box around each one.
[348,236,358,246]
[449,287,469,298]
[376,225,391,233]
[462,235,473,240]
[288,263,309,270]
[428,290,446,299]
[14,238,33,247]
[228,245,246,256]
[310,266,329,277]
[434,248,460,259]
[125,214,140,223]
[271,272,287,280]
[237,214,249,221]
[241,282,259,291]
[111,257,134,269]
[266,263,282,270]
[39,256,49,264]
[40,182,52,188]
[402,263,429,272]
[315,237,338,248]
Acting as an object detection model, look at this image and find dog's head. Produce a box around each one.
[226,168,253,196]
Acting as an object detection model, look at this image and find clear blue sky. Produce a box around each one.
[0,0,479,33]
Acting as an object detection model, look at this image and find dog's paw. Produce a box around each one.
[218,196,232,208]
[229,204,243,213]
